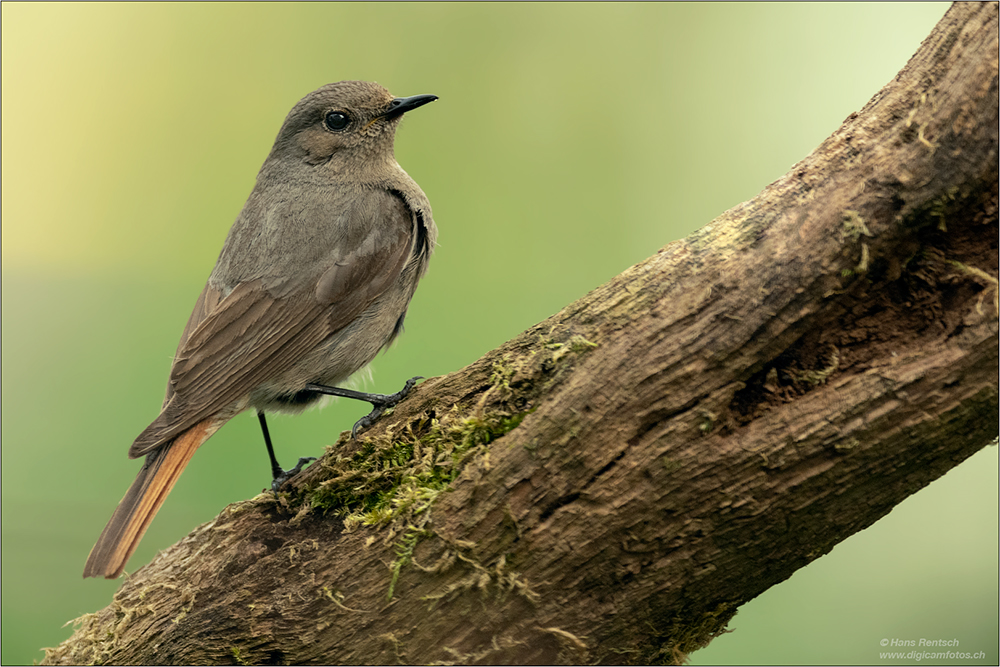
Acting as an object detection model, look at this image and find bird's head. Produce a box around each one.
[266,80,437,177]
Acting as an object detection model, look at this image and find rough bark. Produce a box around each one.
[46,4,998,665]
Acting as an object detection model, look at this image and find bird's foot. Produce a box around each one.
[351,376,423,439]
[270,456,316,493]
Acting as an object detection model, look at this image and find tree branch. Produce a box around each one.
[46,4,998,665]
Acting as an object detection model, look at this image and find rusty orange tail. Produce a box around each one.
[83,420,214,579]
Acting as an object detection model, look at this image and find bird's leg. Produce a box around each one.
[305,376,422,439]
[258,411,315,493]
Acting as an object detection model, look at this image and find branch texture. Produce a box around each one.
[46,4,998,665]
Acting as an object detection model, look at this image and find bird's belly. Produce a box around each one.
[247,289,410,414]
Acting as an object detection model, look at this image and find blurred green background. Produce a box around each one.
[3,3,996,665]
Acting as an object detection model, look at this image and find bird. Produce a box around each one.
[83,81,438,579]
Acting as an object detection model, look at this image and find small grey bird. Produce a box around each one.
[84,81,437,579]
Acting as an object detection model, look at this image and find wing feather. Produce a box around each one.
[130,191,415,457]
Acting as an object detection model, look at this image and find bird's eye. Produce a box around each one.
[324,111,350,131]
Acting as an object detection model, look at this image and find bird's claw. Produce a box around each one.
[271,456,316,493]
[351,376,423,439]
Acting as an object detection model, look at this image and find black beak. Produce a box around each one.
[382,94,438,120]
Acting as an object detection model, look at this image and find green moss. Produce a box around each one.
[287,332,593,600]
[856,242,870,273]
[567,334,598,352]
[489,356,516,389]
[230,647,249,666]
[698,411,716,435]
[300,358,534,600]
[544,333,598,364]
[388,525,430,600]
[839,212,873,276]
[929,186,959,231]
[840,210,872,241]
[420,550,540,610]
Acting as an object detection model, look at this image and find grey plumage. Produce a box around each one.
[133,81,436,455]
[85,81,436,578]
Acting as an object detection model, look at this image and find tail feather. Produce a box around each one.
[83,420,214,579]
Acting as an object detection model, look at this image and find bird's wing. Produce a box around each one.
[129,192,414,458]
[160,281,223,409]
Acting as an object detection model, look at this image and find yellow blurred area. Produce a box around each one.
[1,2,955,277]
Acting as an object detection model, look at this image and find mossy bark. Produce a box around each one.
[45,4,998,665]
